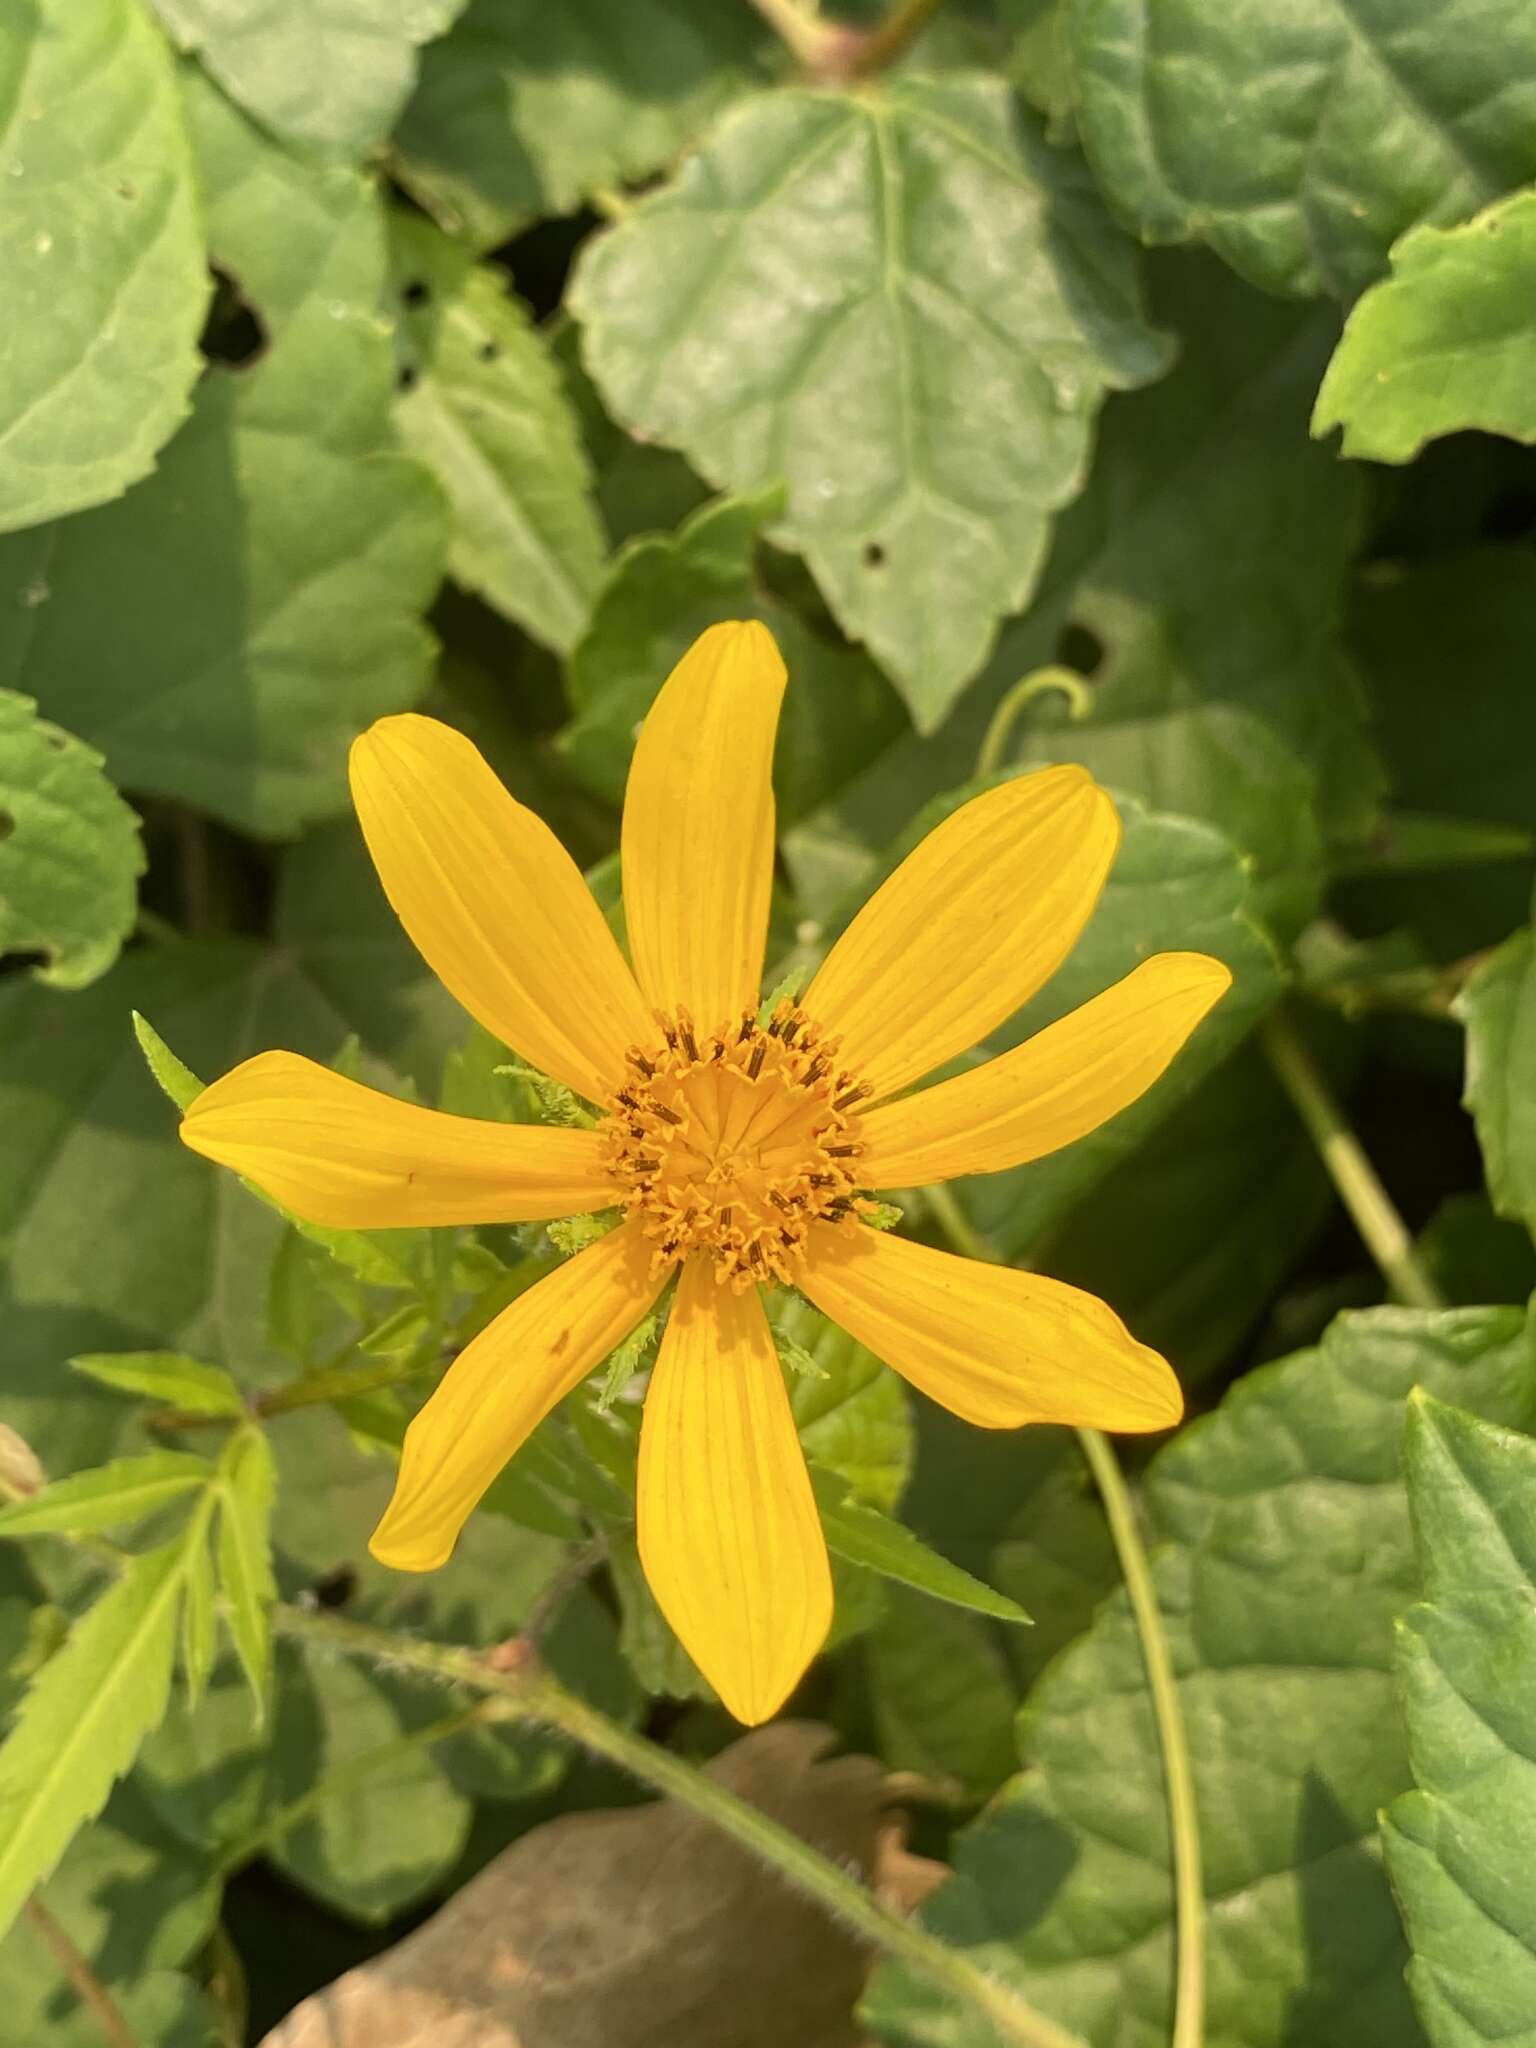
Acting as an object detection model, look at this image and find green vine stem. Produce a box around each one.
[1260,1007,1445,1311]
[274,1603,1087,2048]
[924,1189,1206,2048]
[975,667,1095,780]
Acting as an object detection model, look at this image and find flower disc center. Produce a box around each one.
[601,1003,872,1288]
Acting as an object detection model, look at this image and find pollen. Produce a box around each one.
[600,1000,876,1289]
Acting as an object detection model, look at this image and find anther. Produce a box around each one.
[747,1042,766,1080]
[679,1020,699,1062]
[631,1157,661,1175]
[653,1103,682,1125]
[719,1206,733,1228]
[834,1083,872,1111]
[628,1050,655,1077]
[826,1143,860,1158]
[737,1012,755,1043]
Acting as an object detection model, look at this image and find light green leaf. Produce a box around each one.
[393,0,775,249]
[0,1453,210,1539]
[179,1539,217,1707]
[571,76,1169,728]
[1385,1393,1536,2045]
[71,1350,246,1419]
[1455,914,1536,1245]
[811,1470,1031,1626]
[779,1294,913,1513]
[390,212,606,654]
[866,1304,1536,2048]
[0,1534,195,1941]
[0,693,142,988]
[0,75,445,837]
[132,1010,204,1113]
[1071,0,1536,298]
[216,1427,276,1712]
[1315,187,1536,462]
[865,1584,1020,1806]
[149,0,465,159]
[0,0,208,532]
[559,488,904,822]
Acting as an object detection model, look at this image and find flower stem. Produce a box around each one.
[1074,1429,1205,2048]
[273,1603,1086,2048]
[925,1193,1206,2048]
[1260,1007,1445,1310]
[849,0,949,73]
[746,0,838,69]
[23,1898,140,2048]
[976,667,1094,780]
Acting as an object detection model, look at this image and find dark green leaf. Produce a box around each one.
[1071,0,1536,297]
[864,1583,1020,1805]
[1455,913,1536,1244]
[1385,1393,1536,2045]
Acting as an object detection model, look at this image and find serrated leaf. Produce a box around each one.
[571,75,1169,728]
[132,1010,204,1112]
[1385,1393,1536,2046]
[0,0,209,532]
[0,692,143,988]
[865,1305,1536,2048]
[393,0,775,250]
[179,1538,217,1707]
[810,1470,1030,1625]
[71,1349,246,1419]
[0,1535,195,1942]
[1455,915,1536,1245]
[559,488,904,823]
[0,1453,210,1539]
[216,1428,276,1712]
[0,75,445,837]
[149,0,465,159]
[1315,188,1536,462]
[1071,0,1536,298]
[391,212,606,654]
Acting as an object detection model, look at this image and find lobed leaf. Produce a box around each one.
[0,1452,211,1538]
[1455,914,1536,1247]
[72,1349,246,1419]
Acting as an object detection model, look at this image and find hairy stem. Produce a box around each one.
[23,1898,140,2048]
[1261,1007,1445,1310]
[273,1603,1086,2048]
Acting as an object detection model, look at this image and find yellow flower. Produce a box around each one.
[181,622,1229,1724]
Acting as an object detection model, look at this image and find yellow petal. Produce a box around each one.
[805,766,1120,1102]
[637,1261,832,1725]
[859,952,1232,1187]
[800,1225,1181,1433]
[371,1220,663,1571]
[621,621,787,1032]
[350,714,653,1103]
[180,1050,616,1228]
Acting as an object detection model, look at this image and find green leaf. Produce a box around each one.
[907,792,1282,1261]
[1455,915,1536,1245]
[216,1427,276,1712]
[0,1453,210,1539]
[810,1470,1031,1625]
[131,1010,204,1113]
[0,74,445,836]
[0,1532,197,1942]
[390,213,606,655]
[788,256,1379,920]
[1315,187,1536,462]
[1385,1393,1536,2045]
[779,1294,913,1512]
[149,0,466,159]
[267,1640,472,1921]
[0,693,143,988]
[865,1584,1020,1806]
[571,76,1170,728]
[71,1350,245,1419]
[393,0,775,249]
[0,0,208,532]
[1071,0,1536,298]
[865,1304,1536,2048]
[1418,1192,1536,1308]
[559,488,905,823]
